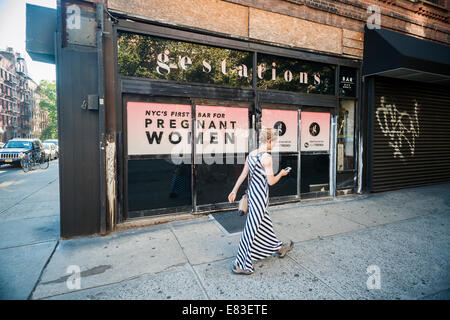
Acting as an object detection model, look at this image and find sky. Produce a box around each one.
[0,0,56,84]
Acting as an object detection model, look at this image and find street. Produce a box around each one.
[0,160,449,300]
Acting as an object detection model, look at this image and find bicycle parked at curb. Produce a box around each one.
[21,151,49,172]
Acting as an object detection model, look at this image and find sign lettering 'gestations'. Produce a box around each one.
[118,32,336,94]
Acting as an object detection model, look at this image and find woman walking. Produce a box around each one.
[228,128,294,275]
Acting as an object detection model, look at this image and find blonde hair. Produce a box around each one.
[259,127,279,145]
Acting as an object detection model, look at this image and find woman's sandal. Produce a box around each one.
[278,240,294,258]
[232,261,253,275]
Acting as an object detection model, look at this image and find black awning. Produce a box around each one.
[362,27,450,85]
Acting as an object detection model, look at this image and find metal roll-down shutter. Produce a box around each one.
[371,77,450,192]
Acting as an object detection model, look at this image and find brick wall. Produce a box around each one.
[248,7,343,54]
[106,0,449,59]
[107,0,249,37]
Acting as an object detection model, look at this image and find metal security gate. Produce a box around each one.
[370,76,450,192]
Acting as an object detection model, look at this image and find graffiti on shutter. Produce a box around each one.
[375,96,420,160]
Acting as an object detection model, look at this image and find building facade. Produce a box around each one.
[26,0,450,238]
[29,80,50,139]
[0,48,45,143]
[0,48,20,143]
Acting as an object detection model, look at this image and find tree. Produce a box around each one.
[38,80,58,140]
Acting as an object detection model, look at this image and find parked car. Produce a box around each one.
[43,139,58,147]
[43,143,58,160]
[43,139,59,157]
[0,138,45,166]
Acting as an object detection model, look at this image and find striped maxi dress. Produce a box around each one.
[234,151,283,273]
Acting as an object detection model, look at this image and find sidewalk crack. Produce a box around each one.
[287,254,347,299]
[169,224,211,300]
[28,239,60,300]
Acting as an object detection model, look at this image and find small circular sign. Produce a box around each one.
[309,122,320,136]
[274,121,286,137]
[304,142,309,148]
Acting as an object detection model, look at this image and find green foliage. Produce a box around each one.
[38,80,58,140]
[117,32,253,88]
[116,32,336,95]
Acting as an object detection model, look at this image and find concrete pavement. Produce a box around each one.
[34,208,450,300]
[0,161,59,300]
[0,161,449,300]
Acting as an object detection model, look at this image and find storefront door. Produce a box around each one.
[192,100,250,212]
[300,110,332,198]
[261,106,300,201]
[261,106,333,200]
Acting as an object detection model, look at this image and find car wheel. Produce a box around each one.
[21,158,30,173]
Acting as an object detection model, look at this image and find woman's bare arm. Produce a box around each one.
[228,157,250,202]
[260,153,289,186]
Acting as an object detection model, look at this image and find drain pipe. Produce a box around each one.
[96,2,107,234]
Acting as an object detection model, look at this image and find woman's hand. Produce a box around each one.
[228,156,249,203]
[228,192,236,203]
[280,168,291,177]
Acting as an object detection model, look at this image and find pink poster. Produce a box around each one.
[127,102,248,155]
[301,111,330,152]
[195,105,248,154]
[261,109,298,152]
[127,102,191,155]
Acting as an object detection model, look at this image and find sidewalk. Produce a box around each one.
[0,162,60,300]
[2,181,450,300]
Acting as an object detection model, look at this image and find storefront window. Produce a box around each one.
[261,108,299,198]
[117,31,253,88]
[195,155,247,206]
[269,153,298,197]
[195,104,249,206]
[128,159,192,215]
[126,101,251,213]
[257,53,335,95]
[126,101,193,216]
[301,154,329,195]
[337,100,355,171]
[300,111,331,195]
[336,171,356,190]
[119,30,361,217]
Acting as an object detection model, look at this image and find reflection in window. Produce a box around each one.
[257,53,335,95]
[337,100,355,171]
[269,153,298,198]
[117,31,252,88]
[337,171,356,190]
[301,154,329,194]
[128,159,192,214]
[196,154,247,206]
